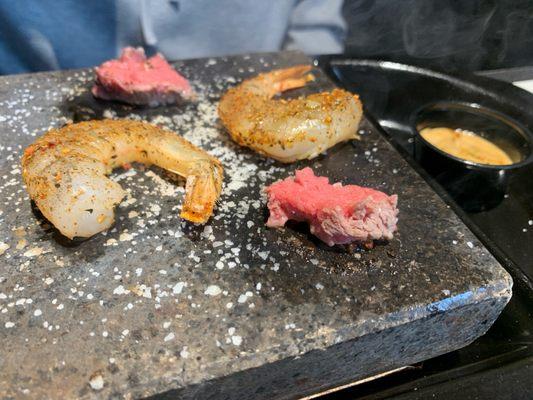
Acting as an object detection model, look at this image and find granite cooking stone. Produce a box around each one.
[0,51,512,399]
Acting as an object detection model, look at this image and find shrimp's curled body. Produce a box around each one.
[218,65,363,163]
[22,120,223,239]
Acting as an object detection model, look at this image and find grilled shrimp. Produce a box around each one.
[218,65,363,163]
[22,120,223,239]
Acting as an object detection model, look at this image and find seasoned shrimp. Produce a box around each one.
[218,65,363,163]
[22,120,223,239]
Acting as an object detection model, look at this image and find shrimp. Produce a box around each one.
[218,65,363,163]
[21,119,223,239]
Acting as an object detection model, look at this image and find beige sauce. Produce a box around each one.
[419,127,513,165]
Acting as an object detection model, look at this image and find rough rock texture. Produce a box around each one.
[266,167,398,246]
[0,52,512,399]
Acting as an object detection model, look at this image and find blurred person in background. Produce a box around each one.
[0,0,346,75]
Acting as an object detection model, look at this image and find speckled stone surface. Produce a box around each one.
[0,52,512,399]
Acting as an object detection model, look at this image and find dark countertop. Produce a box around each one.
[0,52,513,399]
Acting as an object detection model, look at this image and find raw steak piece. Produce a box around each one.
[265,167,398,246]
[92,47,193,107]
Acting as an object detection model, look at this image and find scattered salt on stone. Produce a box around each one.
[315,283,324,290]
[172,282,186,294]
[33,309,42,317]
[231,335,242,346]
[164,332,175,342]
[113,285,128,295]
[204,285,222,296]
[89,374,104,391]
[180,347,189,358]
[141,286,152,298]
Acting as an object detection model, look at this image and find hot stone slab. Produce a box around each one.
[0,52,511,399]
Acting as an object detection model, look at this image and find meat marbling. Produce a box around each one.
[92,47,193,107]
[265,167,398,246]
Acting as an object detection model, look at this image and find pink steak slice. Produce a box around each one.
[92,47,193,107]
[265,167,399,246]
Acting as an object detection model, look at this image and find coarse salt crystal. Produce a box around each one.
[113,285,128,295]
[204,285,222,296]
[172,282,186,294]
[89,374,104,390]
[231,335,242,346]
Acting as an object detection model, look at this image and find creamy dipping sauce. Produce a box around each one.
[419,127,514,165]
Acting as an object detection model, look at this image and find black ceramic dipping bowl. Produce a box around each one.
[413,102,533,211]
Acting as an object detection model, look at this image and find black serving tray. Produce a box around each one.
[315,56,533,399]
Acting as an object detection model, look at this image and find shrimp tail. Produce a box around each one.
[264,65,315,97]
[180,160,223,223]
